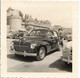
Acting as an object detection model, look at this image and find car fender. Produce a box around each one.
[35,41,51,53]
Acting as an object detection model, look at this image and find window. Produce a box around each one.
[47,31,53,38]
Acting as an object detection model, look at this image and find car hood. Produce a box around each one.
[23,36,47,43]
[13,36,48,45]
[63,41,72,50]
[26,36,45,39]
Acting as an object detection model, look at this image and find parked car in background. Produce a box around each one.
[64,33,72,41]
[10,29,60,61]
[7,32,13,39]
[7,31,14,39]
[61,41,72,64]
[7,29,26,39]
[13,30,27,39]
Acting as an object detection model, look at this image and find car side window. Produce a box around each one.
[47,31,53,38]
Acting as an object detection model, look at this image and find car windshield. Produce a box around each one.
[29,30,48,36]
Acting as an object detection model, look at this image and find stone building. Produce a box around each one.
[7,7,23,32]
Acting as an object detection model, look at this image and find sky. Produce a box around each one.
[6,1,78,28]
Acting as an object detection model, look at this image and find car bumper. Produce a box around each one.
[10,49,37,57]
[61,56,72,64]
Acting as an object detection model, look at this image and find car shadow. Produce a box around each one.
[47,49,60,55]
[49,59,72,72]
[7,54,36,62]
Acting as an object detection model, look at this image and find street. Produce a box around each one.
[7,39,72,72]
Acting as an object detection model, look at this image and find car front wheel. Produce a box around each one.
[36,47,46,61]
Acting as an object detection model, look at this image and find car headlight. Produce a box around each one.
[30,43,37,49]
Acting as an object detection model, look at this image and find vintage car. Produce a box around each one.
[61,41,72,64]
[10,29,60,61]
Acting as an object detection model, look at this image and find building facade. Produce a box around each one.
[7,7,23,32]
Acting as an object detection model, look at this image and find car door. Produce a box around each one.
[52,31,59,49]
[46,31,58,50]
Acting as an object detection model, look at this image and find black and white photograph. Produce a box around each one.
[7,2,72,72]
[1,1,79,78]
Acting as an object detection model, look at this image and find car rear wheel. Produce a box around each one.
[36,47,46,61]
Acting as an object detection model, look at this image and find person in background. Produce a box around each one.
[58,28,63,51]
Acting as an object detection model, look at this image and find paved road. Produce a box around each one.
[7,39,72,72]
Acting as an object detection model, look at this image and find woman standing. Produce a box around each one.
[58,28,63,51]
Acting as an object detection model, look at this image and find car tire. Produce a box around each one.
[36,47,46,61]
